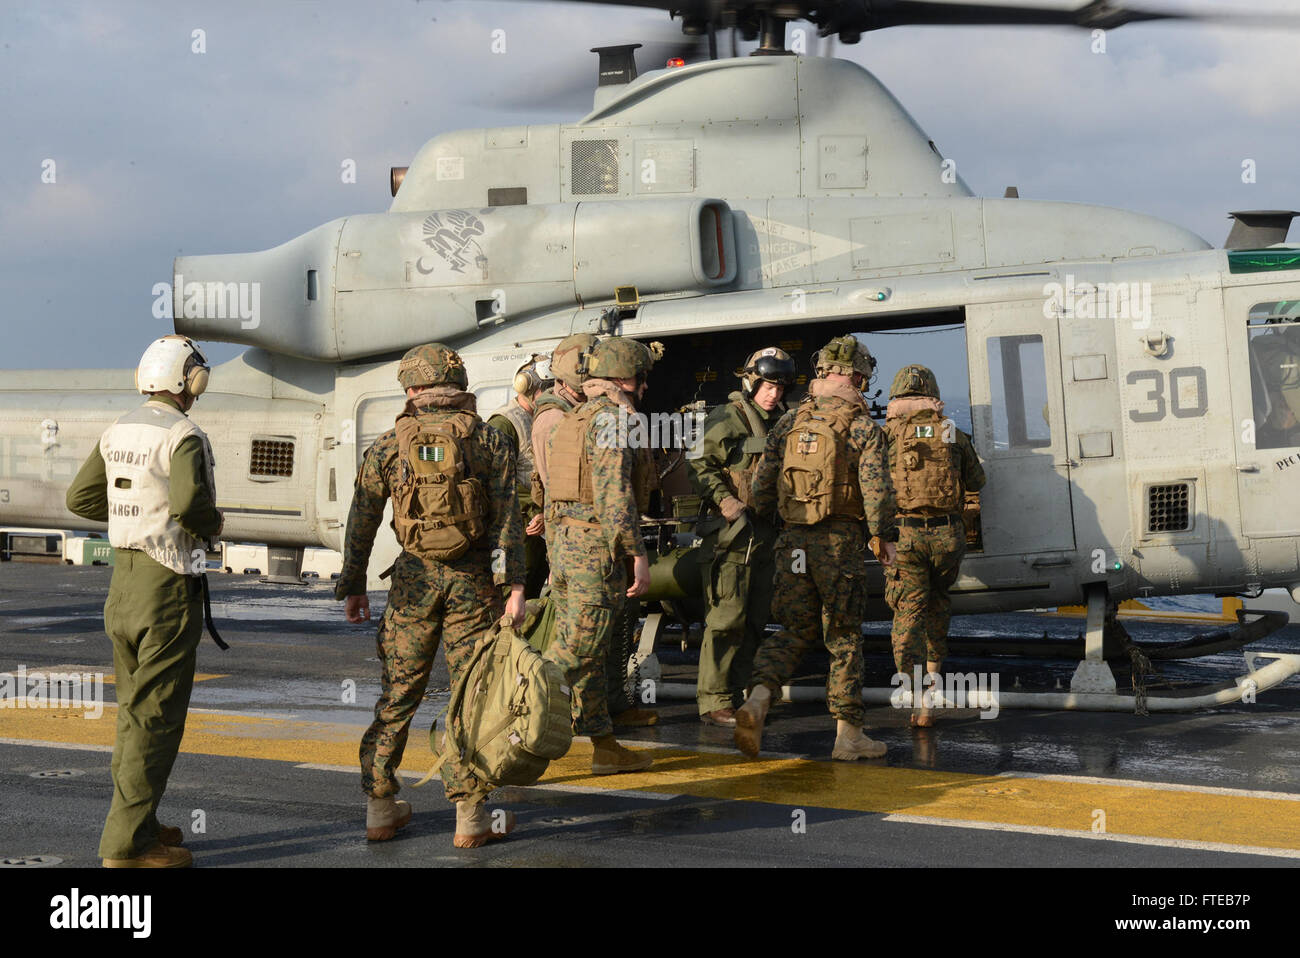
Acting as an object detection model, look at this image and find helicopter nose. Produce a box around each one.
[173,217,344,361]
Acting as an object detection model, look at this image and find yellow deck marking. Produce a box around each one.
[4,705,1299,851]
[9,665,226,686]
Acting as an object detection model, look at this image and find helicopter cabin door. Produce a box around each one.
[1224,285,1300,541]
[966,301,1075,557]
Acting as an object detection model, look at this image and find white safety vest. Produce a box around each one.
[489,400,535,488]
[100,400,216,575]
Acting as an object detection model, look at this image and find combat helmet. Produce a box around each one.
[586,337,663,380]
[813,335,875,381]
[549,333,600,390]
[397,343,468,390]
[890,364,941,400]
[739,346,796,395]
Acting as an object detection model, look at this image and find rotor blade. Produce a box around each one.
[852,1,1300,31]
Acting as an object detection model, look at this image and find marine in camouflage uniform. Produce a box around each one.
[736,335,898,760]
[544,336,659,774]
[336,343,525,847]
[883,365,985,724]
[486,356,552,599]
[528,334,646,724]
[688,347,795,726]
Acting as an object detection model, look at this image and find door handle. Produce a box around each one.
[1236,464,1260,473]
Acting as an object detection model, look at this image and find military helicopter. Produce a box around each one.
[3,0,1300,711]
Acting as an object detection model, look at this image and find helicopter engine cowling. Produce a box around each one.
[173,198,736,362]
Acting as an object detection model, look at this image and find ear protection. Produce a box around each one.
[513,355,553,398]
[186,359,210,397]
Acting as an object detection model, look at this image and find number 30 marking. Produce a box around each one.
[1127,367,1207,422]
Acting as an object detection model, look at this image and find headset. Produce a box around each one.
[513,355,554,398]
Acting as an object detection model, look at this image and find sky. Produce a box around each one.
[2,0,1298,373]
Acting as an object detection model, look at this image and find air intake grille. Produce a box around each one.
[1147,483,1190,533]
[250,438,295,478]
[571,140,619,195]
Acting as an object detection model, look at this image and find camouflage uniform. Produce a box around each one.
[544,378,647,737]
[336,386,523,803]
[883,366,986,676]
[531,384,634,716]
[486,405,548,599]
[689,390,782,716]
[749,378,897,726]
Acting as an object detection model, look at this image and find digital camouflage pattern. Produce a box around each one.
[689,392,782,715]
[397,342,469,390]
[487,408,548,599]
[748,381,896,725]
[335,392,523,801]
[364,550,501,801]
[890,364,941,400]
[885,416,986,675]
[753,525,870,724]
[544,379,648,737]
[585,337,657,380]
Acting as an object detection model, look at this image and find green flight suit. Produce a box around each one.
[65,395,222,860]
[688,391,781,715]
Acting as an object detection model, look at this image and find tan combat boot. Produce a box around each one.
[612,707,660,727]
[832,719,888,760]
[453,802,517,848]
[103,843,192,868]
[158,824,184,846]
[590,735,653,775]
[911,662,943,728]
[365,796,412,841]
[733,685,772,757]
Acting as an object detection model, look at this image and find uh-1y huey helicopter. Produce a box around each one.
[3,0,1300,711]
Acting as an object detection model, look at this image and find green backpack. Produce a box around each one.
[415,616,573,792]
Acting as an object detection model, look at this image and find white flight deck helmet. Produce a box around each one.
[135,334,211,398]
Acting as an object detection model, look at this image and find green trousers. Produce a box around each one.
[696,526,775,714]
[98,551,202,860]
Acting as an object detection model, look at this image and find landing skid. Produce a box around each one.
[651,650,1300,713]
[636,589,1300,714]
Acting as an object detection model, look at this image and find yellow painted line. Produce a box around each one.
[5,705,1300,852]
[1054,597,1242,623]
[5,666,226,686]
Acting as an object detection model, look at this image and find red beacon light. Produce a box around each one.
[666,57,686,68]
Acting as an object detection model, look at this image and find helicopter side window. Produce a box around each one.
[987,334,1051,452]
[1246,302,1300,451]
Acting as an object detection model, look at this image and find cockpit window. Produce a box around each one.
[1246,301,1300,451]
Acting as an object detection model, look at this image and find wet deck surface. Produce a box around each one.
[3,561,1299,869]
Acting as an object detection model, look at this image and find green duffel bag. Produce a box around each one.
[415,615,573,792]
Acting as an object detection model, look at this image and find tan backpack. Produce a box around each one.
[777,400,864,525]
[392,410,487,560]
[886,407,963,514]
[415,615,573,792]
